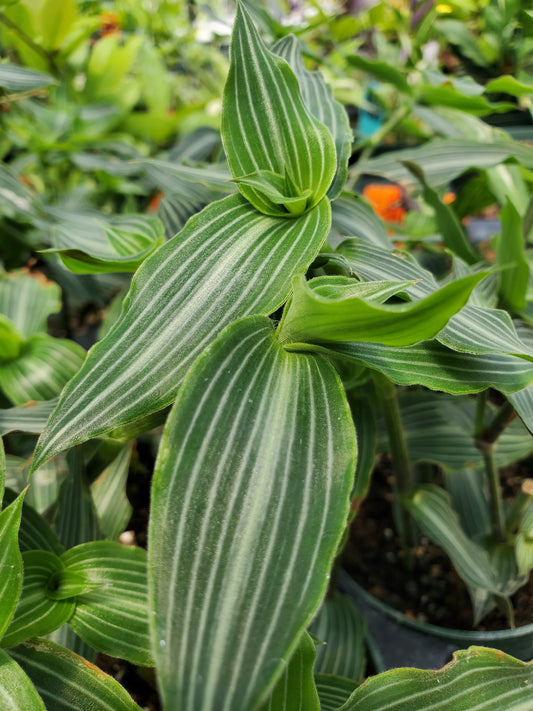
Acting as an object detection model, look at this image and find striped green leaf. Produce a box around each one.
[143,159,233,192]
[222,5,335,217]
[9,638,142,711]
[406,485,497,593]
[0,165,40,222]
[272,35,352,200]
[278,271,486,347]
[2,489,63,556]
[0,272,61,339]
[0,63,55,91]
[61,541,152,666]
[340,647,533,711]
[326,340,533,394]
[32,194,330,471]
[0,551,75,648]
[91,444,132,540]
[508,385,533,433]
[349,394,377,506]
[44,214,165,275]
[149,315,356,711]
[330,195,391,249]
[54,449,101,550]
[338,239,533,360]
[0,648,45,711]
[0,492,25,639]
[314,674,357,711]
[496,201,529,312]
[308,594,366,684]
[259,632,320,711]
[0,438,4,507]
[0,336,85,406]
[0,399,58,436]
[353,139,533,188]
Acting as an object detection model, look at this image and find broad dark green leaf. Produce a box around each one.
[418,84,513,115]
[0,492,25,639]
[496,201,529,312]
[340,647,533,710]
[315,673,356,711]
[402,161,477,264]
[0,63,54,91]
[33,194,330,471]
[308,593,366,683]
[149,315,356,711]
[406,485,497,593]
[259,632,320,711]
[0,648,45,711]
[0,551,75,648]
[0,335,85,406]
[0,272,61,339]
[354,139,533,188]
[0,399,58,436]
[349,394,377,506]
[278,272,486,347]
[61,542,152,666]
[348,55,411,95]
[222,5,335,216]
[9,639,142,711]
[326,340,533,394]
[273,35,352,200]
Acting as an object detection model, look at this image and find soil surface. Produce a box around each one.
[343,456,533,631]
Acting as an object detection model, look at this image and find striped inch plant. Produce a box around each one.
[2,3,533,710]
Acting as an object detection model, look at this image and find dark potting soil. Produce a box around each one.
[342,455,533,632]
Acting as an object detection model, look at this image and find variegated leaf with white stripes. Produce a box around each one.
[0,335,85,406]
[0,399,58,436]
[272,35,352,200]
[0,648,45,711]
[0,551,75,648]
[32,194,330,471]
[0,272,61,339]
[2,488,63,556]
[0,63,55,91]
[91,444,133,540]
[61,541,152,666]
[9,638,142,711]
[222,5,336,217]
[149,315,356,711]
[258,632,320,711]
[340,647,533,711]
[0,491,25,639]
[330,194,391,249]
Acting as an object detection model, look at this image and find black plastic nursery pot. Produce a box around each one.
[338,570,533,673]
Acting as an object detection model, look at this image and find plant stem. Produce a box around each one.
[0,12,58,75]
[372,372,416,550]
[475,396,517,544]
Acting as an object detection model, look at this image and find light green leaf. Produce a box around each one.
[340,647,533,711]
[0,271,61,340]
[272,35,352,200]
[326,340,533,394]
[149,315,356,711]
[402,161,477,264]
[0,648,45,711]
[308,593,366,683]
[315,673,357,711]
[0,335,85,406]
[61,541,152,666]
[354,139,533,188]
[348,55,412,95]
[278,271,486,347]
[406,485,497,593]
[0,551,75,648]
[0,316,23,364]
[0,491,25,639]
[222,5,335,216]
[330,194,391,249]
[9,638,142,711]
[91,444,132,540]
[44,214,165,275]
[0,63,54,91]
[259,632,320,711]
[418,84,513,115]
[496,201,529,312]
[485,75,533,96]
[38,0,77,50]
[32,194,330,471]
[0,438,4,507]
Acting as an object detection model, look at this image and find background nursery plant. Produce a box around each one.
[2,2,533,710]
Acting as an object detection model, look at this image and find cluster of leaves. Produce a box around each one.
[3,1,533,710]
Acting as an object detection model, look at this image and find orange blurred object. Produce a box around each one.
[443,191,456,204]
[362,183,406,224]
[148,191,164,212]
[99,11,121,37]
